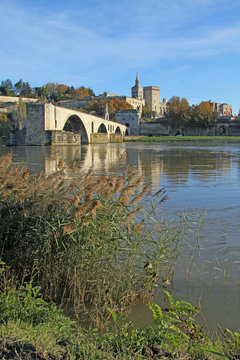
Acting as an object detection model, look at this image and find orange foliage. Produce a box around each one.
[198,102,213,112]
[74,87,91,99]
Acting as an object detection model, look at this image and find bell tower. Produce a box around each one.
[131,73,143,100]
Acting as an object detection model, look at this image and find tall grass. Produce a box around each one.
[0,153,183,327]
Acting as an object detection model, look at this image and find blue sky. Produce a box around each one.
[1,0,240,114]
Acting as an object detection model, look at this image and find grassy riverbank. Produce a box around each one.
[124,135,240,143]
[0,153,239,359]
[0,274,239,359]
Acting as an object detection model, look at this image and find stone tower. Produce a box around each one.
[143,86,160,113]
[104,103,109,120]
[131,73,143,100]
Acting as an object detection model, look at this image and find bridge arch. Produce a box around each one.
[97,123,107,133]
[63,115,89,144]
[115,126,121,133]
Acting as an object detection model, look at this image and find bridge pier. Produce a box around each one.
[90,133,109,144]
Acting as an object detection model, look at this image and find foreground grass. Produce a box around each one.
[124,136,240,142]
[1,275,239,360]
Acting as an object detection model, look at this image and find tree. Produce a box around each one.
[0,112,14,138]
[165,96,190,130]
[190,102,217,128]
[85,98,133,120]
[142,105,155,121]
[14,79,23,95]
[12,98,26,130]
[20,82,33,97]
[0,79,14,96]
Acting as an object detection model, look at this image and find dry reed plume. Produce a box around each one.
[0,153,174,327]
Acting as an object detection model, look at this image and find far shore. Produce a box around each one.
[124,135,240,143]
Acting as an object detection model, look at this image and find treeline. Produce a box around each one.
[0,79,95,101]
[165,96,218,129]
[85,98,133,120]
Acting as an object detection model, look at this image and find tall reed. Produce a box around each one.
[0,153,182,327]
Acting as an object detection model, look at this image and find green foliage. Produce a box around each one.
[149,291,203,346]
[165,97,219,130]
[12,98,26,129]
[224,328,240,359]
[14,79,33,97]
[0,79,14,96]
[0,78,95,101]
[165,96,190,129]
[142,105,155,121]
[0,265,239,359]
[124,136,240,142]
[0,112,15,138]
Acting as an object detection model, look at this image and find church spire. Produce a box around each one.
[136,73,139,86]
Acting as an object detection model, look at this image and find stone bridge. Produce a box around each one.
[25,103,127,145]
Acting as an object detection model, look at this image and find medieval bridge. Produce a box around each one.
[25,103,127,146]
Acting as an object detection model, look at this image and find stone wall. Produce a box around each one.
[0,95,38,104]
[90,133,109,144]
[47,131,81,145]
[6,129,26,146]
[115,109,140,135]
[109,133,123,143]
[139,122,169,136]
[25,103,47,145]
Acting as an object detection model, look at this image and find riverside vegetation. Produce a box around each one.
[0,153,239,359]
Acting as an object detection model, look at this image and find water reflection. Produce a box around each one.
[1,144,236,185]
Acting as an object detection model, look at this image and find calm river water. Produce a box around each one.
[1,142,240,332]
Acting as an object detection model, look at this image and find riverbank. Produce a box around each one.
[0,153,240,359]
[124,135,240,143]
[0,278,238,359]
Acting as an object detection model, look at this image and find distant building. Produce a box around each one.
[131,73,144,100]
[115,74,167,134]
[115,109,141,135]
[208,100,232,117]
[129,74,167,116]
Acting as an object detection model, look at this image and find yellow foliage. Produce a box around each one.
[0,112,8,122]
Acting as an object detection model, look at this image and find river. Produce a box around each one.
[1,142,240,332]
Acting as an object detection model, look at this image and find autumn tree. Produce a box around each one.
[73,86,95,99]
[190,102,217,128]
[85,98,133,120]
[165,96,190,129]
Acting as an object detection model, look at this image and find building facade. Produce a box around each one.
[129,74,167,116]
[115,109,141,135]
[209,100,232,116]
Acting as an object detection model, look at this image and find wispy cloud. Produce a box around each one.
[0,0,240,111]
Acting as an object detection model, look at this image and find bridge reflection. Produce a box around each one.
[5,144,235,192]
